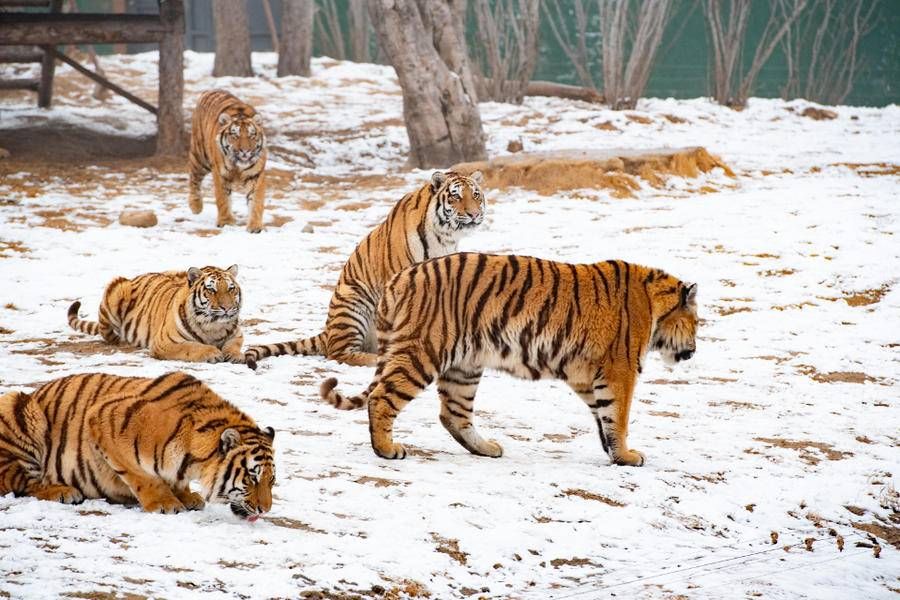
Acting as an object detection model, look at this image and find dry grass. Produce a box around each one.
[452,147,734,197]
[563,488,625,507]
[843,284,891,306]
[796,364,880,384]
[800,107,838,121]
[831,163,900,177]
[431,533,468,566]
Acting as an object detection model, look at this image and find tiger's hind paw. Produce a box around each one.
[612,449,645,467]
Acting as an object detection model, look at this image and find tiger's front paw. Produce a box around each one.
[194,348,225,363]
[142,496,185,515]
[216,214,237,227]
[481,439,504,458]
[188,195,203,214]
[374,442,407,460]
[223,352,245,364]
[174,489,206,511]
[246,223,263,234]
[33,484,84,504]
[612,449,646,467]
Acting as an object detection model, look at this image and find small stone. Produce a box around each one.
[302,223,314,233]
[804,537,814,551]
[507,138,524,153]
[0,147,10,160]
[770,531,779,545]
[118,210,157,228]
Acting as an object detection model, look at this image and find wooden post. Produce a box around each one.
[37,0,63,108]
[156,0,185,156]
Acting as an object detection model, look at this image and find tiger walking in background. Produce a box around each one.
[68,265,245,363]
[0,372,275,519]
[321,253,698,467]
[188,89,268,233]
[244,170,485,369]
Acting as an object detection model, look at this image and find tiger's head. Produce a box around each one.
[430,170,485,232]
[650,278,698,366]
[187,265,241,323]
[202,425,276,521]
[217,108,265,168]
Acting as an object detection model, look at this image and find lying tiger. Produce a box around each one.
[244,170,485,369]
[188,89,268,233]
[321,253,698,467]
[68,265,245,363]
[0,372,275,519]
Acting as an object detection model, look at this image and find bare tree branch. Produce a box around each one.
[470,0,540,103]
[542,0,597,91]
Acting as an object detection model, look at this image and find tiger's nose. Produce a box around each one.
[675,349,694,362]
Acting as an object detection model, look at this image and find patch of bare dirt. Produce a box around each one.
[11,337,138,357]
[63,593,148,600]
[831,162,900,177]
[563,488,625,507]
[355,476,408,488]
[0,240,30,258]
[431,533,468,565]
[795,364,880,384]
[753,437,852,465]
[452,147,735,197]
[715,306,752,316]
[549,557,602,569]
[843,284,891,306]
[662,114,688,124]
[593,120,620,132]
[263,516,326,533]
[648,410,681,418]
[852,521,900,550]
[800,107,838,120]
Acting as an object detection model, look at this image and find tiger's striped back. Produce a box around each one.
[244,170,485,369]
[321,253,698,467]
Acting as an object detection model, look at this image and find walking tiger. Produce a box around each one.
[321,253,698,467]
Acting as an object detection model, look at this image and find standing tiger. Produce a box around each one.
[244,170,485,369]
[321,253,698,467]
[188,89,268,233]
[67,265,245,363]
[0,372,275,519]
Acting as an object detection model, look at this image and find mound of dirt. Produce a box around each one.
[452,147,735,197]
[0,124,156,163]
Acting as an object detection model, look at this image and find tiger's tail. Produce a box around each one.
[67,301,100,336]
[244,332,326,370]
[319,378,369,410]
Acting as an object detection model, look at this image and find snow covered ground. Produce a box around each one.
[1,52,898,599]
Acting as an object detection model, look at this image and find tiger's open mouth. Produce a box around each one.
[230,501,260,521]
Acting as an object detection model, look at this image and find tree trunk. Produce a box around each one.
[348,0,371,62]
[157,0,185,156]
[369,0,486,168]
[277,0,314,76]
[212,0,252,77]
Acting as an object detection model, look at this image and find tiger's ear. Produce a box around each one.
[217,112,230,126]
[431,171,447,191]
[251,113,263,125]
[219,428,241,453]
[262,426,275,440]
[226,264,239,278]
[682,283,698,307]
[187,267,203,286]
[469,170,483,185]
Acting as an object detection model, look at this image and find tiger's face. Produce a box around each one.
[651,282,698,365]
[206,426,276,521]
[187,265,241,323]
[217,110,265,168]
[431,170,486,231]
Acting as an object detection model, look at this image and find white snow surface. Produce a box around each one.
[0,52,898,599]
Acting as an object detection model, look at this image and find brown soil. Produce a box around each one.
[843,284,891,306]
[662,114,688,124]
[831,162,900,177]
[801,107,838,120]
[354,476,408,488]
[753,437,852,465]
[263,516,326,533]
[63,593,148,600]
[431,533,468,565]
[796,364,880,384]
[549,557,601,569]
[452,147,735,197]
[852,521,900,550]
[0,125,156,164]
[563,488,625,507]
